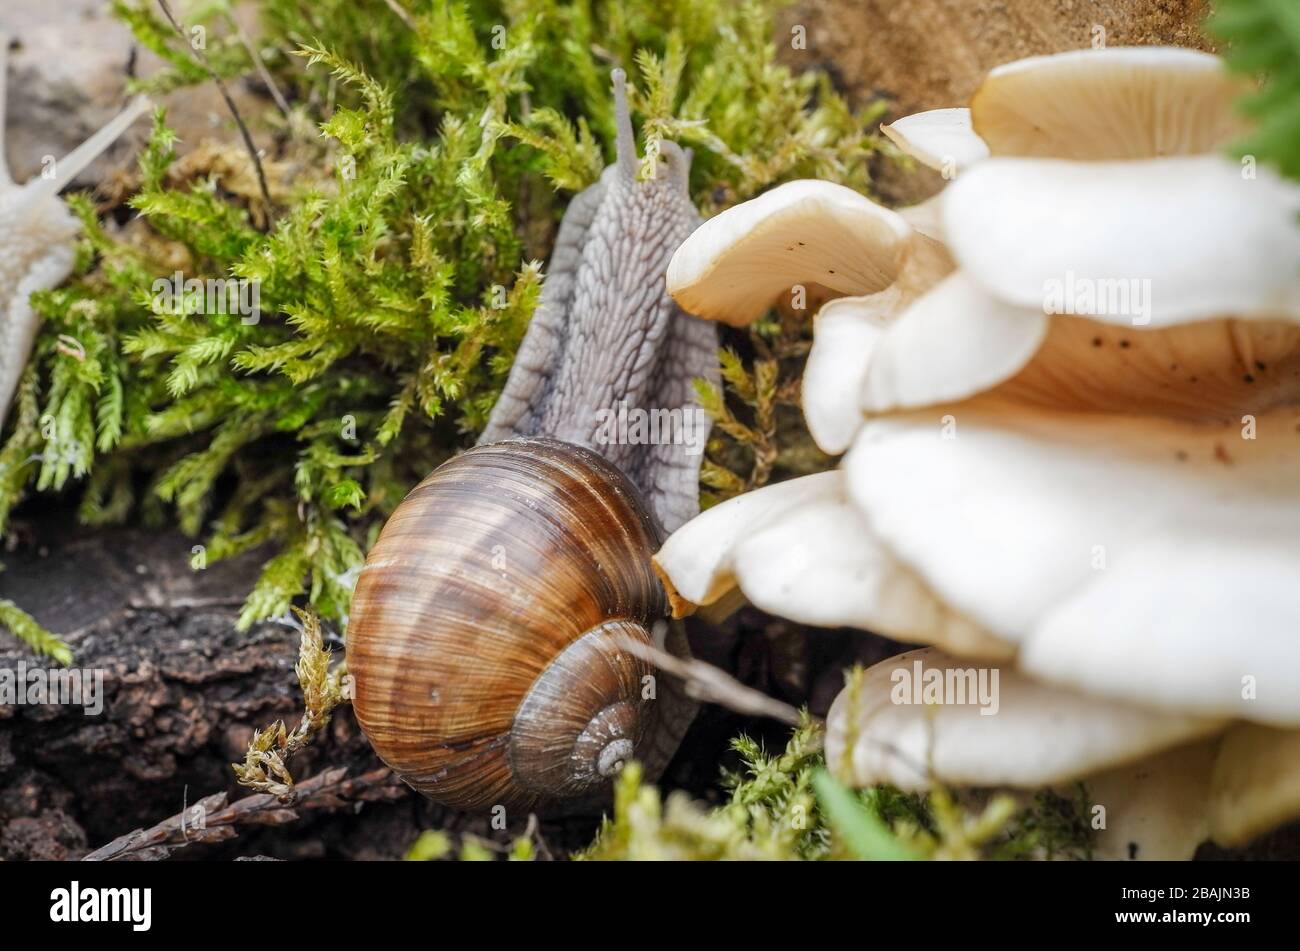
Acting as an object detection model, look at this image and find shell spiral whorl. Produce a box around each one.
[347,438,685,811]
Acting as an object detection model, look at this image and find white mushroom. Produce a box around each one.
[943,155,1300,325]
[1207,725,1300,847]
[970,46,1249,160]
[881,108,988,176]
[665,180,913,326]
[844,398,1300,724]
[657,45,1300,853]
[801,236,956,451]
[852,272,1047,416]
[1082,741,1218,861]
[825,648,1224,793]
[653,469,840,614]
[827,648,1300,860]
[654,472,1014,660]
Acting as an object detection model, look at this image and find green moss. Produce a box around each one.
[1209,0,1300,183]
[988,785,1096,861]
[581,721,1097,861]
[695,311,834,505]
[0,0,886,658]
[0,598,74,666]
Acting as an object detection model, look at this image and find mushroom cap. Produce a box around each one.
[970,47,1249,160]
[661,43,1300,754]
[804,153,1300,455]
[812,288,1300,452]
[843,399,1300,725]
[943,155,1300,327]
[881,108,989,175]
[824,647,1223,791]
[665,180,912,326]
[652,471,1014,660]
[802,290,904,455]
[895,194,946,242]
[993,315,1300,423]
[653,471,840,613]
[801,235,957,452]
[856,272,1048,416]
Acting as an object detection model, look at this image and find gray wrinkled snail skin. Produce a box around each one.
[480,68,718,535]
[346,70,716,813]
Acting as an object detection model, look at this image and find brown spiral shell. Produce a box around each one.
[347,438,693,812]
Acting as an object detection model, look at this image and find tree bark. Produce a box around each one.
[0,515,601,859]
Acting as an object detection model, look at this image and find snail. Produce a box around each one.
[0,33,152,428]
[347,70,719,812]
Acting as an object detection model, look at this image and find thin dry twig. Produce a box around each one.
[231,16,291,118]
[155,0,273,215]
[382,0,417,30]
[618,630,808,726]
[82,767,404,861]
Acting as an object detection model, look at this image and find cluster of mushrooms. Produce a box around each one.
[655,47,1300,859]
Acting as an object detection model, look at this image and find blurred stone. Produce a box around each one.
[1,1,272,189]
[1,810,87,861]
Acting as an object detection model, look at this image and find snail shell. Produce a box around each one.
[347,438,693,812]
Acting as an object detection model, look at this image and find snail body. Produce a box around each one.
[347,69,714,812]
[347,439,695,811]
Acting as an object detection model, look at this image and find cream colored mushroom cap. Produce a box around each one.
[844,399,1300,725]
[665,180,912,327]
[802,275,1045,452]
[1083,740,1217,861]
[825,647,1223,791]
[857,272,1047,415]
[652,471,1014,660]
[942,155,1300,328]
[802,236,959,453]
[1050,723,1300,857]
[881,108,989,175]
[828,652,1300,858]
[1208,724,1300,847]
[970,46,1249,160]
[652,471,839,612]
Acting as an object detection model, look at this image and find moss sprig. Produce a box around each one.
[232,609,349,797]
[695,306,832,505]
[1209,0,1300,182]
[581,720,1096,861]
